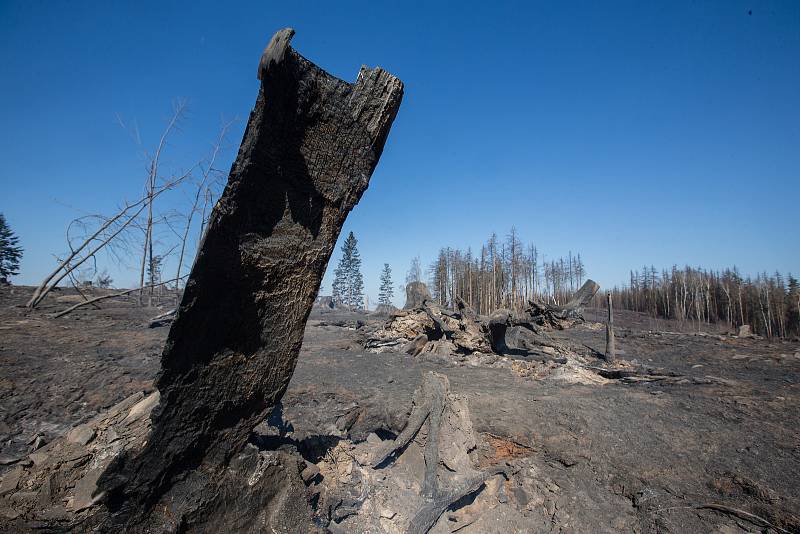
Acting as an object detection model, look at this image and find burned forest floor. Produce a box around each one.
[1,284,799,533]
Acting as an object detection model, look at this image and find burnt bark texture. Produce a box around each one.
[94,28,403,530]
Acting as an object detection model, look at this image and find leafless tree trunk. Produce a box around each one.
[137,100,187,305]
[173,120,234,301]
[605,291,616,362]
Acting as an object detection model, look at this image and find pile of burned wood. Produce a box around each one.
[365,296,491,356]
[365,280,600,361]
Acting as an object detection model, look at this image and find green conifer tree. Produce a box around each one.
[332,232,364,309]
[378,263,393,305]
[0,213,23,283]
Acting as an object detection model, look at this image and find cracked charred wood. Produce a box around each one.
[404,333,429,356]
[368,373,510,534]
[525,279,600,329]
[422,301,452,338]
[367,298,490,355]
[566,279,601,310]
[90,28,404,530]
[426,301,491,354]
[407,465,509,534]
[455,295,478,322]
[370,373,442,468]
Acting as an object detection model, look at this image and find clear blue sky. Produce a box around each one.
[1,1,798,306]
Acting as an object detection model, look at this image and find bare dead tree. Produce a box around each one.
[605,266,799,338]
[28,102,236,310]
[173,119,235,294]
[25,172,191,309]
[28,197,146,309]
[135,100,188,304]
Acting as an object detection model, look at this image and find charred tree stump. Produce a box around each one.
[605,291,616,362]
[488,309,511,353]
[101,28,403,529]
[368,373,509,534]
[404,281,433,309]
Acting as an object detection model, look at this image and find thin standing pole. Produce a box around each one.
[605,290,616,362]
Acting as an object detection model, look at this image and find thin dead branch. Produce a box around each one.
[53,276,187,318]
[27,171,190,309]
[174,118,234,290]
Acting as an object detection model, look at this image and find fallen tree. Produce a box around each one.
[52,276,187,318]
[366,281,600,360]
[520,279,600,330]
[0,27,403,532]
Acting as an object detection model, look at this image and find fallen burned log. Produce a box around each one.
[587,366,737,386]
[523,279,600,329]
[1,28,402,532]
[147,308,176,328]
[368,287,603,362]
[488,308,594,361]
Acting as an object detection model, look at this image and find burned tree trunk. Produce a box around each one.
[605,291,616,362]
[1,28,403,532]
[102,28,403,529]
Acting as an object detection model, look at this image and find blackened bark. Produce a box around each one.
[99,28,403,529]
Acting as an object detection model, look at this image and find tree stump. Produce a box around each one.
[404,281,433,309]
[0,28,403,532]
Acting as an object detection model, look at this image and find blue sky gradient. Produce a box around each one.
[1,1,798,306]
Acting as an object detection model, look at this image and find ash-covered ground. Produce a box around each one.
[1,285,799,532]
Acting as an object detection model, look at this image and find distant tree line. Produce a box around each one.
[422,227,586,315]
[604,266,800,338]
